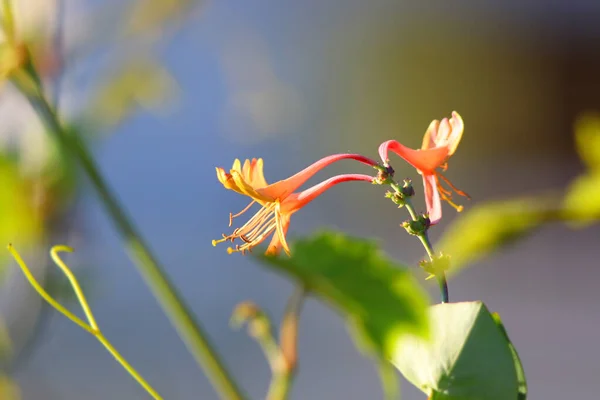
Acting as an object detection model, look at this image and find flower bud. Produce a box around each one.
[373,164,395,185]
[401,178,415,197]
[401,214,431,236]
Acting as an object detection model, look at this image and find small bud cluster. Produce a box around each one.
[399,179,415,197]
[372,163,395,185]
[401,214,431,236]
[389,178,415,207]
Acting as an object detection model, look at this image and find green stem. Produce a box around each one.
[266,373,292,400]
[267,286,305,400]
[9,244,164,399]
[378,360,399,400]
[404,198,449,304]
[23,89,247,400]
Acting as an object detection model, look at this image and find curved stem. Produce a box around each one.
[8,245,93,334]
[8,244,163,400]
[50,245,98,330]
[21,85,246,399]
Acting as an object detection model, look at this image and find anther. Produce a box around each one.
[212,237,227,246]
[446,198,464,212]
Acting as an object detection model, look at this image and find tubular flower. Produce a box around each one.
[213,154,377,256]
[379,111,469,224]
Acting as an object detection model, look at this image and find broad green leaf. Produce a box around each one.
[437,198,555,275]
[574,113,600,170]
[256,231,429,360]
[563,171,600,226]
[392,301,526,400]
[491,313,527,399]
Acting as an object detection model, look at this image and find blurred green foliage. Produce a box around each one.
[120,0,198,39]
[87,59,178,129]
[0,155,42,277]
[392,302,526,400]
[573,113,600,169]
[256,231,429,361]
[437,197,558,275]
[0,1,202,395]
[437,112,600,276]
[0,374,20,399]
[563,113,600,225]
[0,319,12,362]
[563,172,600,224]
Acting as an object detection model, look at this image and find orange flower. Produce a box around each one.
[213,154,377,255]
[379,111,469,224]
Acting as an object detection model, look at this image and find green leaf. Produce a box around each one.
[392,301,526,400]
[563,171,600,226]
[574,113,600,170]
[491,313,527,399]
[255,230,429,360]
[437,198,555,275]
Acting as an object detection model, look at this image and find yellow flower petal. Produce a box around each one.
[232,158,241,173]
[446,111,464,156]
[421,120,439,150]
[274,203,291,256]
[231,170,274,202]
[242,159,252,181]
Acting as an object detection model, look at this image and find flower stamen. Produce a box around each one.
[435,176,453,197]
[437,171,471,199]
[229,200,256,226]
[439,191,464,212]
[435,171,470,212]
[215,202,280,254]
[212,237,228,246]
